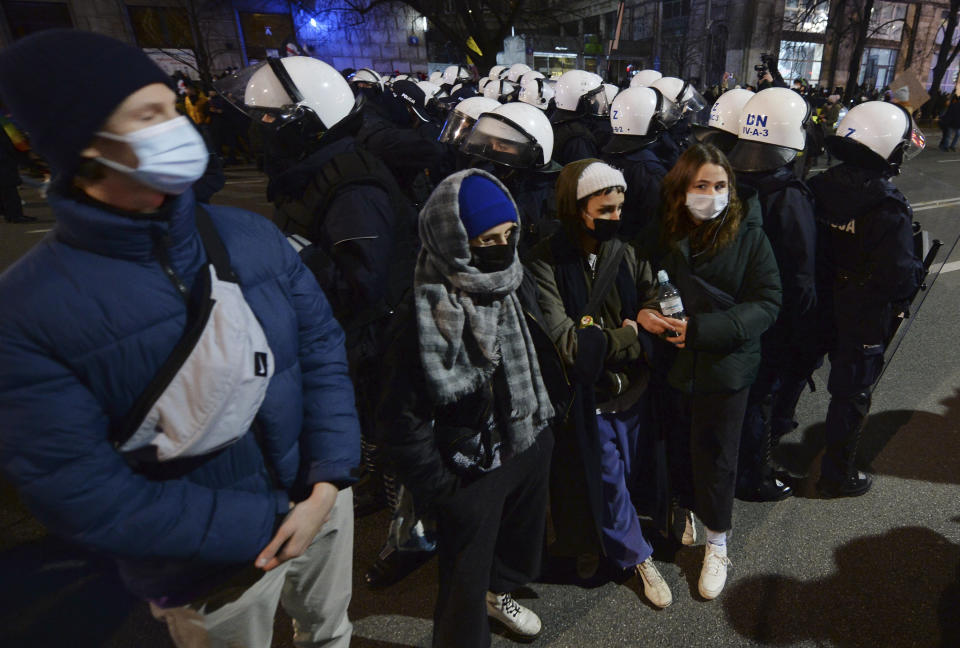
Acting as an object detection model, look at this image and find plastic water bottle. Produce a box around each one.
[657,270,687,321]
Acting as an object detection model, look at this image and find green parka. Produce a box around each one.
[657,193,782,394]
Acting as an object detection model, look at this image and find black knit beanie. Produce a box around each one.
[0,29,172,184]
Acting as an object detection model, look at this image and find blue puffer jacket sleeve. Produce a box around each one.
[0,337,288,562]
[277,222,362,487]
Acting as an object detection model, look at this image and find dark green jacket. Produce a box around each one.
[526,236,659,406]
[658,202,782,394]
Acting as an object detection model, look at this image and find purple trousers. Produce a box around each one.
[594,401,654,569]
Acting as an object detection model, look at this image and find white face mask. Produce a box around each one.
[94,116,209,195]
[685,191,729,221]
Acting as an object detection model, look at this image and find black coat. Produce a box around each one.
[379,269,563,518]
[736,165,817,350]
[602,145,669,240]
[808,164,923,347]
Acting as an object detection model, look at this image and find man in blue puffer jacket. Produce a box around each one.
[0,31,360,647]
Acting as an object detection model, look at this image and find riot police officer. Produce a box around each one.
[806,101,925,497]
[461,101,560,251]
[650,76,707,165]
[727,87,817,501]
[601,85,681,239]
[692,88,755,154]
[550,69,609,164]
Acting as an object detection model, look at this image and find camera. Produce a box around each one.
[755,53,775,80]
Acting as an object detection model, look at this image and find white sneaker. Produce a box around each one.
[682,510,697,546]
[486,591,542,638]
[635,557,673,608]
[698,544,731,600]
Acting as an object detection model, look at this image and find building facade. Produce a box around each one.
[0,0,955,93]
[0,0,430,80]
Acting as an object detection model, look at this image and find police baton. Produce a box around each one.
[874,224,946,391]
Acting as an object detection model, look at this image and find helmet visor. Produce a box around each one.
[215,60,298,120]
[439,110,477,145]
[680,87,708,115]
[582,85,610,116]
[461,113,542,168]
[904,118,926,160]
[657,98,683,129]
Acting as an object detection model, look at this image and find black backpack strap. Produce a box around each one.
[582,239,628,319]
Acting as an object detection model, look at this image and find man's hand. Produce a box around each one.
[637,308,672,335]
[662,316,687,348]
[255,482,338,572]
[622,318,639,336]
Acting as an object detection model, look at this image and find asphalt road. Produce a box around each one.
[1,140,958,648]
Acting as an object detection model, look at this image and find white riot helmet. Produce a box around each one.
[519,70,545,85]
[438,96,500,146]
[603,84,619,106]
[483,78,516,102]
[692,88,755,153]
[727,87,810,172]
[488,65,508,80]
[604,86,680,154]
[443,64,472,85]
[827,101,925,173]
[650,76,707,117]
[506,63,532,83]
[462,101,555,168]
[478,77,492,92]
[518,76,555,111]
[552,69,607,120]
[348,68,384,92]
[219,56,356,136]
[630,69,662,88]
[429,70,444,84]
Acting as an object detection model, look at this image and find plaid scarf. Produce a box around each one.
[415,169,554,458]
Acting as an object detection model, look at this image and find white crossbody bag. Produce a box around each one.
[111,208,274,462]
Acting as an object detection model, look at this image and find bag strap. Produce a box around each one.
[195,205,237,282]
[110,206,235,451]
[582,238,628,319]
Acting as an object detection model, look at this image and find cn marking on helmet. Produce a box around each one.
[743,113,769,137]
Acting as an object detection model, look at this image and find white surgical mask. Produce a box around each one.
[685,191,729,221]
[95,116,209,195]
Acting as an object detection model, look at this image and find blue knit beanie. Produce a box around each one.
[458,175,517,239]
[0,29,172,184]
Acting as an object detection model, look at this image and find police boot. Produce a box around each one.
[737,426,793,502]
[737,397,793,502]
[353,439,386,516]
[817,392,873,498]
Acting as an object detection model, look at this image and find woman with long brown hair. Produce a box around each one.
[637,143,781,600]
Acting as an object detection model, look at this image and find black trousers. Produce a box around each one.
[433,430,553,648]
[669,388,750,532]
[0,182,23,221]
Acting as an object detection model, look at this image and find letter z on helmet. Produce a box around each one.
[604,86,680,154]
[827,100,925,174]
[692,88,755,153]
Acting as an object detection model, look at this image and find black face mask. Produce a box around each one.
[584,218,621,242]
[470,242,515,273]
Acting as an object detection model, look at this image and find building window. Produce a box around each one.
[869,1,907,42]
[128,5,193,49]
[2,0,72,40]
[662,0,690,34]
[777,40,823,84]
[630,6,651,40]
[533,52,578,79]
[858,47,898,89]
[238,11,296,62]
[782,0,828,34]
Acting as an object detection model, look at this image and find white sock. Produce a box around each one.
[705,528,727,555]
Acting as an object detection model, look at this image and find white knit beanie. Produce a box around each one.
[576,162,627,200]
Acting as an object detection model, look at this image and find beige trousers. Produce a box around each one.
[150,488,353,648]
